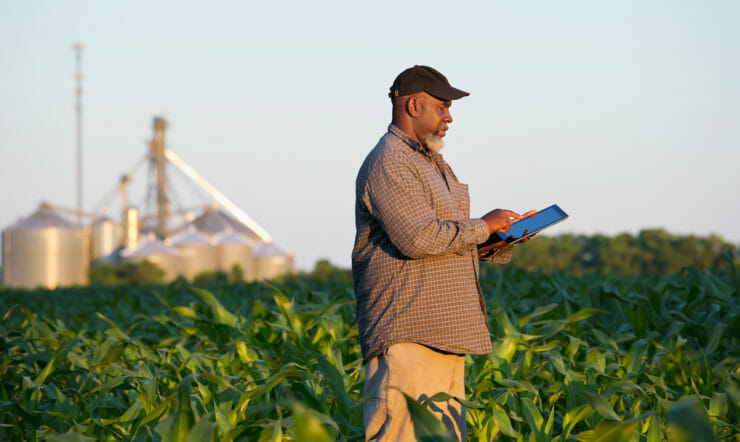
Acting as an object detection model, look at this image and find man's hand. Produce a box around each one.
[478,239,507,258]
[478,209,538,258]
[481,209,536,234]
[518,230,536,243]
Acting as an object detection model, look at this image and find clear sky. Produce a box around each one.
[1,1,739,270]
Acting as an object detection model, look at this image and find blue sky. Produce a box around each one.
[1,1,739,270]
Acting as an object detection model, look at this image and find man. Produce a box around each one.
[352,65,535,441]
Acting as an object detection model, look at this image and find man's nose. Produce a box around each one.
[444,109,453,123]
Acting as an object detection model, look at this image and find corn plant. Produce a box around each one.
[0,265,737,440]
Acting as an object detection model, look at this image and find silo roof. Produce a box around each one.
[168,225,212,246]
[213,230,251,246]
[253,242,291,257]
[193,207,259,239]
[6,203,77,231]
[121,234,179,258]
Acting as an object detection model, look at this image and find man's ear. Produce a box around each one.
[406,96,420,117]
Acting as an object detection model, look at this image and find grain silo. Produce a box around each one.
[253,242,293,280]
[168,225,218,281]
[89,216,122,261]
[2,203,89,289]
[214,229,255,281]
[192,206,259,241]
[120,233,180,281]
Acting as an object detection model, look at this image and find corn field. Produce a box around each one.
[1,265,738,441]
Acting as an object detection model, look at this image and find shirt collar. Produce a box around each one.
[388,124,427,155]
[388,124,449,184]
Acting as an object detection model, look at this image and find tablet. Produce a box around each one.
[480,204,569,247]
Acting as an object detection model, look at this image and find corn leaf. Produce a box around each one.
[581,391,621,421]
[402,392,456,441]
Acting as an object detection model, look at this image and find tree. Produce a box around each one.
[89,260,166,285]
[506,230,739,275]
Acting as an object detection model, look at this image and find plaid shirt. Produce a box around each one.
[352,125,513,361]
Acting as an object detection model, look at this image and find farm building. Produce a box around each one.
[1,117,292,288]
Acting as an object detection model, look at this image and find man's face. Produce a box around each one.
[415,93,453,152]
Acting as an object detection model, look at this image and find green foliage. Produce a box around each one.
[0,265,738,440]
[302,259,353,284]
[229,264,245,284]
[193,270,229,285]
[666,397,719,442]
[89,260,166,285]
[402,391,457,441]
[511,229,739,274]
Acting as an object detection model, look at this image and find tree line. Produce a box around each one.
[507,228,739,274]
[6,228,735,287]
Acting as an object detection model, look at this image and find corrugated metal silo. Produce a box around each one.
[120,233,180,282]
[253,242,293,280]
[2,203,89,289]
[168,225,218,281]
[214,230,255,282]
[123,207,139,249]
[90,216,122,261]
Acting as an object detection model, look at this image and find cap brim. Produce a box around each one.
[428,86,470,101]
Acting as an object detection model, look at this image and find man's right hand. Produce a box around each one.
[481,209,536,234]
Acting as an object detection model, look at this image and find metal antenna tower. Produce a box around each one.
[72,42,85,226]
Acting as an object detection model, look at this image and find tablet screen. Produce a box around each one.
[493,204,568,243]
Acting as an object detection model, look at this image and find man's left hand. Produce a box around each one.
[477,230,537,259]
[477,239,507,259]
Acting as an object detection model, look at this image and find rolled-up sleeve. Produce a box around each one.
[480,243,514,264]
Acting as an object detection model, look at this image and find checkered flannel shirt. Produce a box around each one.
[352,125,513,361]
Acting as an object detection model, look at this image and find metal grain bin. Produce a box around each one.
[2,203,89,289]
[90,216,122,261]
[120,233,180,282]
[193,206,259,240]
[123,207,139,249]
[168,225,218,281]
[214,230,255,282]
[253,242,293,281]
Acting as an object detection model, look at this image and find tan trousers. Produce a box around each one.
[363,342,467,441]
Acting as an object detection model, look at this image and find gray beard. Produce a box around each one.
[422,133,445,152]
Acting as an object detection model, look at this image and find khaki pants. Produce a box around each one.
[363,342,467,441]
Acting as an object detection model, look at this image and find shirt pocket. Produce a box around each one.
[448,181,471,217]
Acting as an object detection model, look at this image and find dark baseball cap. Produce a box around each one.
[389,65,470,101]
